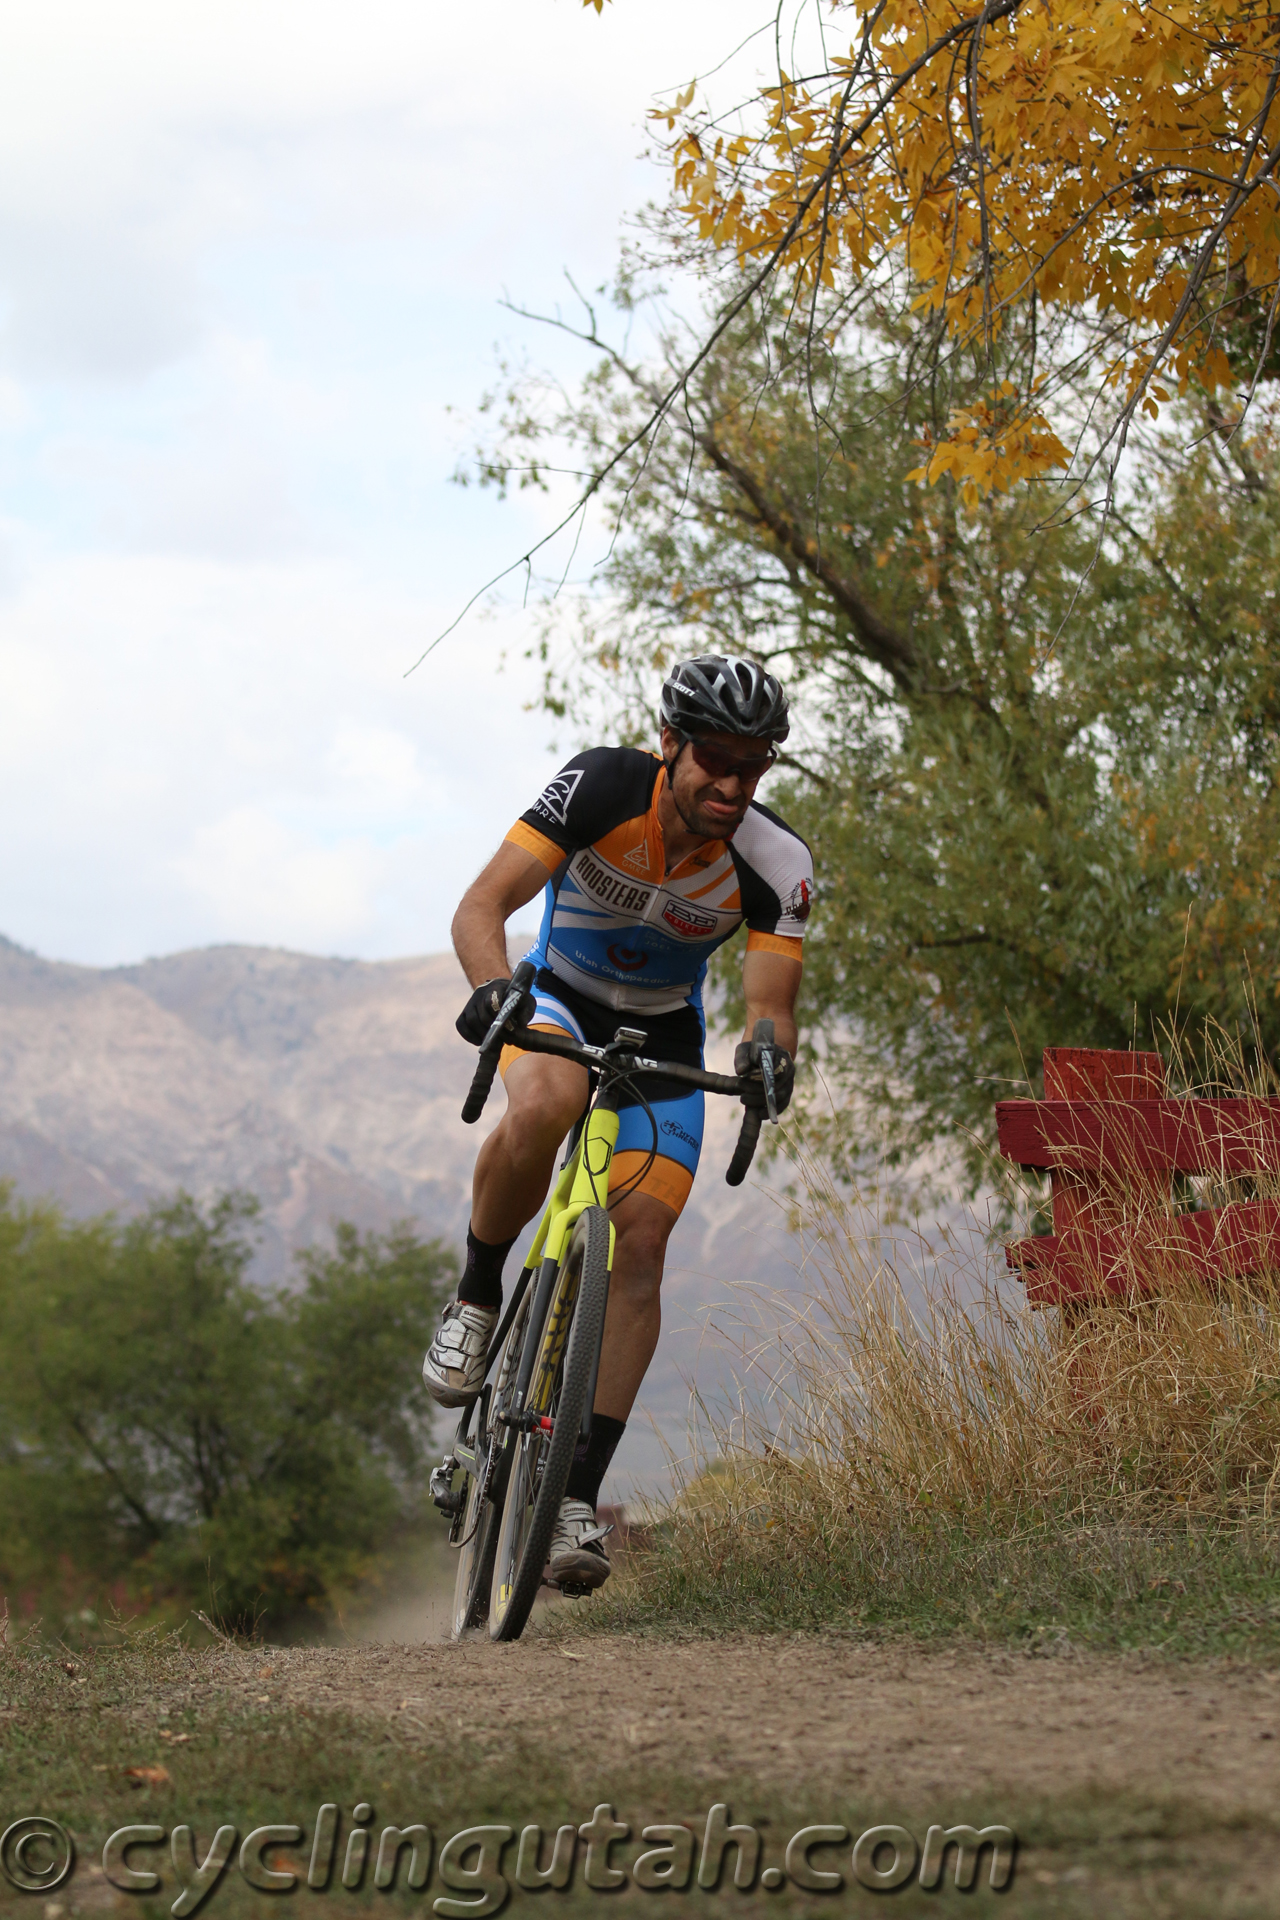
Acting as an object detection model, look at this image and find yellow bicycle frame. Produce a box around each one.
[520,1101,620,1273]
[513,1102,621,1430]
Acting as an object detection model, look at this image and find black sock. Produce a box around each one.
[458,1226,518,1310]
[564,1413,626,1511]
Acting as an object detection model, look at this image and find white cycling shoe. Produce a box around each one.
[422,1299,499,1407]
[549,1497,613,1592]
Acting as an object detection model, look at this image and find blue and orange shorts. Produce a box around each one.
[499,966,706,1216]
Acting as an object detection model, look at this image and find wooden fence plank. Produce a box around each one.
[1042,1048,1166,1101]
[997,1098,1280,1175]
[1007,1198,1280,1303]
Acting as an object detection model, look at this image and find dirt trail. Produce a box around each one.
[239,1634,1280,1814]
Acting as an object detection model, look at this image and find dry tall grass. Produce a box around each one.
[688,1164,1280,1548]
[610,1068,1280,1638]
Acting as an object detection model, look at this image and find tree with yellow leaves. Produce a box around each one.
[655,0,1280,500]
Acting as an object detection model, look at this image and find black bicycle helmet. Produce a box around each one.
[659,654,790,743]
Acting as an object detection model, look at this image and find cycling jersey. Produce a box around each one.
[505,747,814,1016]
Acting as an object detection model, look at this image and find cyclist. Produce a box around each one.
[423,655,813,1591]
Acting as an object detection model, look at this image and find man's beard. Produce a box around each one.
[671,783,746,839]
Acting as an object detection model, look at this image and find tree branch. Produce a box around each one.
[691,424,920,688]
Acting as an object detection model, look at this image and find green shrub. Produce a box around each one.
[0,1187,453,1633]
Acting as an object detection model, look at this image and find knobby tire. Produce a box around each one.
[449,1290,529,1639]
[488,1207,611,1643]
[450,1463,500,1637]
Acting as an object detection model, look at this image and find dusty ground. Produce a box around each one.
[231,1633,1280,1812]
[12,1631,1280,1915]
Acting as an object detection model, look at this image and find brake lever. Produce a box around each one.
[760,1047,779,1124]
[480,962,537,1051]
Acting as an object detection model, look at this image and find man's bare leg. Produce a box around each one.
[555,1187,678,1583]
[469,1046,588,1245]
[592,1189,678,1420]
[423,1046,586,1408]
[469,1060,679,1376]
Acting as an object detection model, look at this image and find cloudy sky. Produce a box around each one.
[0,0,760,966]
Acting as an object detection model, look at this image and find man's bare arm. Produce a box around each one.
[741,947,802,1056]
[452,843,554,987]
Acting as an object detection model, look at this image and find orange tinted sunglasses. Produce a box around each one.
[684,738,778,781]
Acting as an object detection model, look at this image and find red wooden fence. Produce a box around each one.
[996,1047,1280,1305]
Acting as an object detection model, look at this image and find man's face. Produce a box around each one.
[661,725,773,838]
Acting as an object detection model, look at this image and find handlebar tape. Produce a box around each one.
[460,957,540,1126]
[461,1046,502,1125]
[725,1104,763,1187]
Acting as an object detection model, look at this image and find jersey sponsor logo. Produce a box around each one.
[532,767,584,826]
[571,850,654,916]
[785,878,813,923]
[662,899,718,939]
[607,944,648,972]
[660,1116,700,1151]
[621,839,652,874]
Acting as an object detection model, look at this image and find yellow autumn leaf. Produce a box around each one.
[651,0,1280,493]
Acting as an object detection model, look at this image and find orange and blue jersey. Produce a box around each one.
[497,748,814,1219]
[506,747,813,1016]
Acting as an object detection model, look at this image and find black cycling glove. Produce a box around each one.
[456,976,536,1047]
[734,1037,795,1116]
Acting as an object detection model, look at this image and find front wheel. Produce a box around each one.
[447,1285,532,1640]
[488,1207,612,1642]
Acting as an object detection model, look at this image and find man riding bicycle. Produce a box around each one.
[423,654,813,1592]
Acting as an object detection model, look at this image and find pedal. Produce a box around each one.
[540,1575,596,1598]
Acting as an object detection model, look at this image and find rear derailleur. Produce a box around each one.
[429,1456,465,1518]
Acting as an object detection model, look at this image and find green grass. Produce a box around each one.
[573,1515,1280,1660]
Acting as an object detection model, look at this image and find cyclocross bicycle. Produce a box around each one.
[429,957,781,1643]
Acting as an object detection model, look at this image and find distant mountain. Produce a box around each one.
[0,935,805,1488]
[0,935,480,1274]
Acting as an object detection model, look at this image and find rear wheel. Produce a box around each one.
[488,1207,612,1643]
[450,1408,501,1638]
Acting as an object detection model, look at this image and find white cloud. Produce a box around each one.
[0,546,569,962]
[0,0,748,382]
[172,808,391,949]
[0,0,756,964]
[0,221,200,381]
[326,724,424,812]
